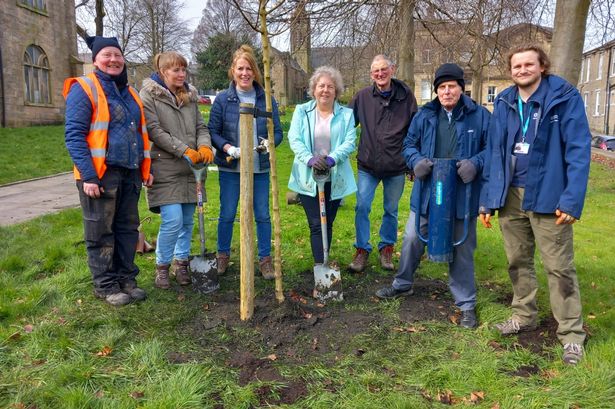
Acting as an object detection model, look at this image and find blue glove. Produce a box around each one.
[325,156,336,168]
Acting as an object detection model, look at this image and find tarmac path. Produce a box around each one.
[0,172,80,227]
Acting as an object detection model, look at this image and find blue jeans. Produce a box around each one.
[393,211,477,311]
[156,203,197,265]
[218,171,271,258]
[354,170,406,253]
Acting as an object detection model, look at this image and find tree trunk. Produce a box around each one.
[397,0,415,89]
[550,0,591,85]
[239,103,255,321]
[95,0,105,36]
[259,0,285,304]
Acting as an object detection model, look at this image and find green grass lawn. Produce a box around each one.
[1,113,614,408]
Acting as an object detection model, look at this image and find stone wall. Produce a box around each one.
[0,1,80,127]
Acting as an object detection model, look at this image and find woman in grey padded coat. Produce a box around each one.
[140,51,214,290]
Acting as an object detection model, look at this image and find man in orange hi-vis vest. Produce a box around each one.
[64,36,153,306]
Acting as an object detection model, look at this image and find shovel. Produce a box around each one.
[312,167,343,301]
[188,163,219,294]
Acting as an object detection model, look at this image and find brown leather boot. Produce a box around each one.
[173,259,191,286]
[154,264,171,289]
[349,248,369,273]
[259,256,275,280]
[217,253,230,275]
[379,245,395,270]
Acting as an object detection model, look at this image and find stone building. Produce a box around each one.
[0,0,82,127]
[578,40,615,134]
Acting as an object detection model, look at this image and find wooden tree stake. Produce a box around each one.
[239,102,255,321]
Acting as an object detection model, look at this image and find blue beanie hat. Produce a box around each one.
[86,36,123,61]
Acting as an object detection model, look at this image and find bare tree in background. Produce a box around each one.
[75,0,105,40]
[191,0,256,56]
[550,0,591,85]
[74,0,190,63]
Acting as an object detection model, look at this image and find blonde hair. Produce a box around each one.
[228,45,262,87]
[154,51,190,105]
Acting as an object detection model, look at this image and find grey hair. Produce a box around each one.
[308,66,344,99]
[371,54,395,70]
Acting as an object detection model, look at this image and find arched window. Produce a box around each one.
[24,45,51,105]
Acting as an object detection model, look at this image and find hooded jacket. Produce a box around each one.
[349,78,418,177]
[139,77,211,212]
[287,99,358,200]
[404,94,490,218]
[479,75,591,220]
[208,81,283,171]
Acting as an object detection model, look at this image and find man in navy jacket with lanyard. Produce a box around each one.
[479,45,591,365]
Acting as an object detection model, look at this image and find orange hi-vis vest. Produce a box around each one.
[63,72,151,181]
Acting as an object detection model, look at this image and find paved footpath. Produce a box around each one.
[0,172,80,227]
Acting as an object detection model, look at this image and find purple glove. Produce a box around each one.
[325,156,336,168]
[308,155,328,171]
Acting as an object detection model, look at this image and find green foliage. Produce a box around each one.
[195,33,263,91]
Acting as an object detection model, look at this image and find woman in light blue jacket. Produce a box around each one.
[288,66,357,266]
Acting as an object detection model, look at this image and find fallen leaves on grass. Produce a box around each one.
[449,314,460,325]
[130,391,145,399]
[23,324,34,333]
[177,293,185,302]
[437,390,455,404]
[491,403,501,409]
[266,354,277,361]
[587,312,596,320]
[289,290,308,304]
[311,338,318,350]
[488,340,504,351]
[541,368,559,379]
[393,325,426,333]
[468,391,485,404]
[96,346,112,357]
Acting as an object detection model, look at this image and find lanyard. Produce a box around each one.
[517,95,533,142]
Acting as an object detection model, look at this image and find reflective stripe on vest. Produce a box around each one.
[63,72,151,181]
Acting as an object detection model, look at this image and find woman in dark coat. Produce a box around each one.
[208,45,283,279]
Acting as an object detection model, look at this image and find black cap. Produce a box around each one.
[86,36,122,61]
[433,63,465,91]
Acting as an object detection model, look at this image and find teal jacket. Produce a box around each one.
[287,100,357,199]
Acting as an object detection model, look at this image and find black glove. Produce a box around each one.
[413,158,434,180]
[456,159,477,183]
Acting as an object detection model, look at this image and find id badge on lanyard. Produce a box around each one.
[515,96,532,155]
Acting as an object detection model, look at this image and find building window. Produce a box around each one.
[586,58,591,83]
[611,49,615,76]
[583,92,588,110]
[598,53,604,80]
[421,80,431,100]
[580,59,584,83]
[19,0,46,11]
[24,45,51,105]
[422,49,431,64]
[487,86,497,103]
[594,90,601,116]
[610,90,615,106]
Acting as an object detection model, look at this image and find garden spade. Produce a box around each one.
[189,163,219,294]
[312,167,343,302]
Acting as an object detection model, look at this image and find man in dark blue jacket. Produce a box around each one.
[479,45,590,365]
[376,63,489,330]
